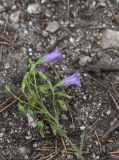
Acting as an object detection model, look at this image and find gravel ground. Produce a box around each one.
[0,0,119,160]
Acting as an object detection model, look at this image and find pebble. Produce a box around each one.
[27,3,42,14]
[4,62,10,69]
[26,113,37,128]
[69,37,75,43]
[45,10,53,18]
[101,29,119,49]
[67,154,73,159]
[41,0,47,3]
[106,110,111,116]
[46,21,59,33]
[9,11,20,23]
[36,42,42,51]
[83,95,87,100]
[61,114,68,120]
[18,147,27,154]
[42,30,48,37]
[79,56,91,66]
[0,133,4,138]
[80,126,85,130]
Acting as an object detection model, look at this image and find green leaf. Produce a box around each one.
[5,85,11,92]
[57,100,68,111]
[22,72,30,92]
[18,102,26,113]
[38,85,48,94]
[55,92,67,97]
[28,108,36,118]
[28,58,33,66]
[38,121,45,137]
[27,91,39,109]
[38,72,47,80]
[35,59,44,66]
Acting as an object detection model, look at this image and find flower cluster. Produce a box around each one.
[39,47,81,88]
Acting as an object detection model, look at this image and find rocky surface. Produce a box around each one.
[0,0,119,160]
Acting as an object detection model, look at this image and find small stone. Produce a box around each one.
[28,48,32,52]
[83,95,86,100]
[61,114,68,120]
[101,29,119,49]
[46,21,59,33]
[36,42,42,51]
[33,143,38,148]
[0,133,4,138]
[107,110,111,115]
[12,5,17,10]
[80,126,85,130]
[27,3,42,14]
[25,135,32,139]
[18,147,27,154]
[4,62,10,69]
[42,30,48,37]
[69,37,75,43]
[41,0,47,3]
[10,11,20,23]
[29,21,32,26]
[45,10,53,18]
[3,112,8,118]
[27,113,37,128]
[25,155,29,159]
[79,56,91,66]
[0,4,5,13]
[67,154,73,159]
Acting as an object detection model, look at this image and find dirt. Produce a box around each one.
[0,0,119,160]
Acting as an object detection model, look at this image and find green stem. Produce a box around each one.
[52,88,57,119]
[9,90,28,105]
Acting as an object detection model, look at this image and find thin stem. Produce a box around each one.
[9,90,28,105]
[52,87,58,119]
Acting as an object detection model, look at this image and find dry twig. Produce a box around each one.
[87,75,119,111]
[61,137,67,154]
[102,121,119,142]
[0,93,21,113]
[94,130,102,154]
[90,118,99,129]
[106,0,119,24]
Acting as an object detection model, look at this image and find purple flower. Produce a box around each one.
[61,73,81,88]
[42,47,62,63]
[37,65,48,72]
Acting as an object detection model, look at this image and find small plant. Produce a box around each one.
[6,47,84,160]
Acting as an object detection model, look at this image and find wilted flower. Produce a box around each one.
[42,47,62,63]
[61,72,81,88]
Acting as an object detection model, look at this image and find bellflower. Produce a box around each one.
[38,47,62,71]
[42,47,62,63]
[61,72,81,88]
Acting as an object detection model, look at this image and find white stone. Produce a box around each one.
[101,29,119,49]
[27,3,42,14]
[69,37,75,43]
[26,113,37,128]
[107,110,111,115]
[18,147,27,154]
[10,11,20,23]
[46,21,59,33]
[80,126,85,130]
[79,56,91,66]
[83,95,86,100]
[42,30,48,37]
[0,133,4,137]
[4,62,10,69]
